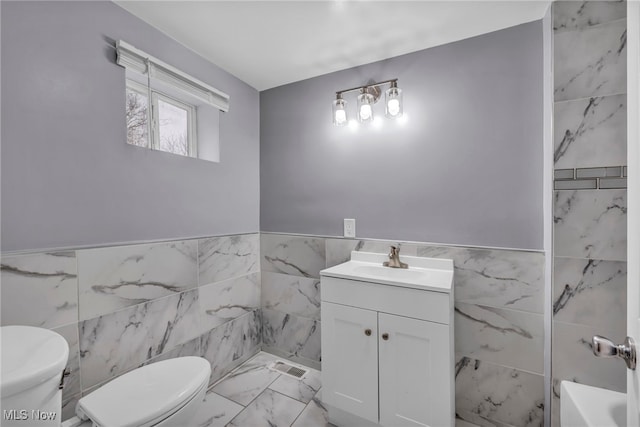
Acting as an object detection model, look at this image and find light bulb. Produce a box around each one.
[385,82,403,119]
[360,104,372,120]
[387,99,400,116]
[332,97,348,126]
[357,90,374,123]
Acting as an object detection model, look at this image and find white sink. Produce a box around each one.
[320,251,453,293]
[353,265,432,282]
[561,381,626,427]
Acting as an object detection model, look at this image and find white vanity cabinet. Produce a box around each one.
[320,252,454,427]
[322,302,379,423]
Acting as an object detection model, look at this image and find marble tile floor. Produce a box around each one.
[192,351,327,427]
[192,351,480,427]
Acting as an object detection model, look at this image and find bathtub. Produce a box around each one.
[561,381,626,427]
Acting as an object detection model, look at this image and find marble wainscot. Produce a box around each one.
[0,233,262,421]
[260,233,545,427]
[77,240,198,320]
[261,234,324,368]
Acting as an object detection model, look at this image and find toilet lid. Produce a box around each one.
[1,326,69,397]
[77,357,211,427]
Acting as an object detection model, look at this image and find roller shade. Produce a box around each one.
[116,40,230,113]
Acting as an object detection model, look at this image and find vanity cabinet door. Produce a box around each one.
[378,313,452,427]
[321,302,379,423]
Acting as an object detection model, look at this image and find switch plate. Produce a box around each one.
[344,218,356,238]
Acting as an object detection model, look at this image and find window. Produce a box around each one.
[125,81,150,149]
[117,40,229,162]
[126,80,196,157]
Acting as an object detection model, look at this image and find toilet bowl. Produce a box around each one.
[62,356,211,427]
[1,325,70,427]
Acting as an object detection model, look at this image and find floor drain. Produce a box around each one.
[271,361,307,379]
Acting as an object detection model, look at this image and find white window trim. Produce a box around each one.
[152,91,198,157]
[126,79,198,157]
[116,40,230,113]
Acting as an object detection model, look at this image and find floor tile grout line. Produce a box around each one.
[267,373,322,406]
[201,353,325,427]
[224,374,286,426]
[208,390,246,411]
[218,367,283,408]
[265,389,309,427]
[207,349,266,392]
[200,391,244,426]
[290,387,325,427]
[289,398,313,427]
[268,382,319,406]
[223,358,286,423]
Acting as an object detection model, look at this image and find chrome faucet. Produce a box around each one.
[383,245,408,269]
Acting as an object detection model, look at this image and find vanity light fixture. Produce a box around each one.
[332,79,403,126]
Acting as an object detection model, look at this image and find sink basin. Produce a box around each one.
[561,381,626,427]
[353,265,431,282]
[320,251,453,293]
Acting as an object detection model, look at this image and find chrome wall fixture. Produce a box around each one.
[332,79,403,126]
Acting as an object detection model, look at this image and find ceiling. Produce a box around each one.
[114,1,551,91]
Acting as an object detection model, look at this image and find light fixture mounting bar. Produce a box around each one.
[335,79,398,96]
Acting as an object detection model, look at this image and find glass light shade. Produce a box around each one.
[332,98,348,126]
[385,85,403,118]
[357,91,375,123]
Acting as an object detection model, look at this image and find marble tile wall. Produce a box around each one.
[456,356,545,427]
[0,233,261,420]
[77,240,198,320]
[3,231,545,425]
[260,234,422,369]
[260,234,325,369]
[554,8,626,102]
[417,244,545,426]
[1,252,78,329]
[552,2,628,426]
[261,232,545,427]
[554,94,627,169]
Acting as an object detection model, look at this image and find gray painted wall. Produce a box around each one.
[261,21,544,250]
[1,1,260,252]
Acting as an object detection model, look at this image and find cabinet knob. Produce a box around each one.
[364,329,372,336]
[382,333,389,341]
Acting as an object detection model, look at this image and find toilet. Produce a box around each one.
[1,325,210,427]
[62,356,211,427]
[1,325,70,427]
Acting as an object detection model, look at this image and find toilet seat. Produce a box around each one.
[76,357,210,427]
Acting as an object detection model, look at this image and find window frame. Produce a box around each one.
[126,79,198,158]
[125,80,151,149]
[152,91,197,158]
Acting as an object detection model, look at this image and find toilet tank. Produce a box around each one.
[1,326,69,426]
